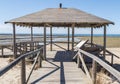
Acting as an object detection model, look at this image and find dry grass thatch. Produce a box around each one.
[5,8,114,27]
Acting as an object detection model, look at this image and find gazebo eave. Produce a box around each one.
[5,21,114,28]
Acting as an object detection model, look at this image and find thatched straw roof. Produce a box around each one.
[5,8,114,28]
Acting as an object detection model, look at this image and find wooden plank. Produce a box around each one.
[28,50,92,84]
[79,49,120,82]
[74,40,88,50]
[73,40,88,60]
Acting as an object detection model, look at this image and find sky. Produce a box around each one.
[0,0,120,34]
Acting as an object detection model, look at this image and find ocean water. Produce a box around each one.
[0,33,120,37]
[0,33,120,44]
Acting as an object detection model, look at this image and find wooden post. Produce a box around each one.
[77,55,80,68]
[21,57,26,84]
[25,43,27,52]
[30,27,34,51]
[91,28,93,47]
[72,24,75,52]
[38,49,43,68]
[50,27,52,51]
[20,42,22,55]
[31,27,33,42]
[92,60,97,84]
[13,23,17,58]
[21,43,27,84]
[1,46,4,57]
[68,27,70,51]
[44,25,46,60]
[111,54,114,65]
[103,25,106,59]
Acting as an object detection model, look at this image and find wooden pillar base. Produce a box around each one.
[21,58,26,84]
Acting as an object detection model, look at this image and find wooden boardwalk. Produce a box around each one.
[28,50,92,84]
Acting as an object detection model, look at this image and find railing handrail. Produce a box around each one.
[78,49,120,82]
[0,47,43,76]
[92,43,120,58]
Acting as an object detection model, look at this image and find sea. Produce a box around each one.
[0,33,120,44]
[0,33,120,37]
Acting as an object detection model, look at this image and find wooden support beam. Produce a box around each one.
[38,49,43,68]
[50,27,52,51]
[30,27,34,51]
[111,54,114,65]
[92,60,97,84]
[72,24,75,51]
[103,25,106,59]
[43,25,46,60]
[31,27,33,42]
[91,28,93,47]
[1,46,4,57]
[21,43,26,84]
[13,23,17,58]
[68,27,70,51]
[21,57,26,84]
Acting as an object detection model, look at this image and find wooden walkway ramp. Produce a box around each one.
[28,51,92,84]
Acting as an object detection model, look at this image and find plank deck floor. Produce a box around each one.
[28,50,92,84]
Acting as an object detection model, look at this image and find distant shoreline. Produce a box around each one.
[0,33,120,37]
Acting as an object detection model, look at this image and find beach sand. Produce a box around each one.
[0,58,32,84]
[0,44,120,84]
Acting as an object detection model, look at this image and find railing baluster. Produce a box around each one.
[78,49,120,82]
[26,51,41,83]
[78,51,91,79]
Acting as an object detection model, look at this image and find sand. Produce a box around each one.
[0,45,120,84]
[0,58,32,84]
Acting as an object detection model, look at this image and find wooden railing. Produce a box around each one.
[93,44,120,65]
[0,47,43,84]
[16,41,42,55]
[76,49,120,84]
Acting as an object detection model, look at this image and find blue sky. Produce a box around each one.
[0,0,120,34]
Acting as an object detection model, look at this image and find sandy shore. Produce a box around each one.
[0,45,120,84]
[0,58,32,84]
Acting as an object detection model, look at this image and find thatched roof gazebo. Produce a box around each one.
[5,4,114,59]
